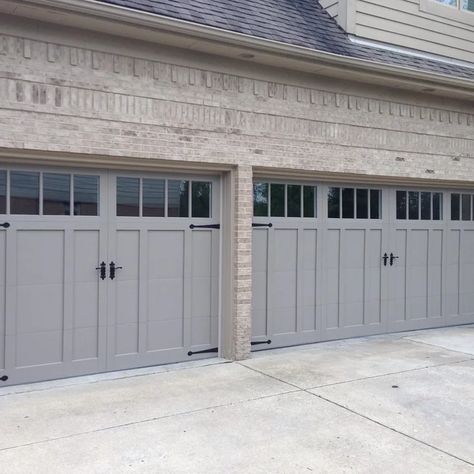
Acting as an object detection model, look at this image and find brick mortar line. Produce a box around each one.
[0,106,471,161]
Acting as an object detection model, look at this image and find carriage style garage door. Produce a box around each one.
[0,166,220,386]
[252,180,474,350]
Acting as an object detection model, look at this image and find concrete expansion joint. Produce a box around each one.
[0,383,300,453]
[236,360,474,468]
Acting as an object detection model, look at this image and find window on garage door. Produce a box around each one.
[0,169,100,216]
[327,187,381,219]
[396,190,443,220]
[253,182,317,218]
[450,193,474,221]
[116,177,212,218]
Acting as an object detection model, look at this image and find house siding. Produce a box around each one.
[0,15,473,359]
[351,0,474,63]
[319,0,340,19]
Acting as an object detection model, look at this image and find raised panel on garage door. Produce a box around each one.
[251,181,322,349]
[251,182,390,350]
[445,192,474,325]
[322,186,389,340]
[107,173,220,371]
[388,189,446,331]
[0,168,108,386]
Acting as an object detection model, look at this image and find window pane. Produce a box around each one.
[303,186,316,218]
[421,192,431,220]
[408,191,419,220]
[168,180,189,217]
[461,0,474,11]
[396,191,407,220]
[43,173,70,216]
[74,175,99,216]
[116,177,139,217]
[10,171,39,215]
[143,179,165,217]
[342,188,354,219]
[253,183,268,217]
[192,181,211,218]
[436,0,458,5]
[0,171,6,214]
[270,184,285,217]
[328,187,340,218]
[462,194,471,221]
[287,185,301,217]
[356,189,368,219]
[370,190,381,219]
[451,194,460,221]
[433,193,442,220]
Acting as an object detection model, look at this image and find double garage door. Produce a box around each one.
[252,180,474,349]
[0,166,220,386]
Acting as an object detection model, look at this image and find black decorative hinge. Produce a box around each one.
[251,340,272,346]
[252,223,272,228]
[188,347,218,356]
[0,375,8,382]
[0,223,10,229]
[189,224,220,230]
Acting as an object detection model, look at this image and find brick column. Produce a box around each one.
[232,164,253,360]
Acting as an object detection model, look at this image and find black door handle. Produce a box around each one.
[252,223,273,228]
[0,222,10,228]
[390,253,399,266]
[382,253,388,266]
[109,261,123,280]
[96,261,106,280]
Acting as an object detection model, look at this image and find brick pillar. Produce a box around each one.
[232,164,253,360]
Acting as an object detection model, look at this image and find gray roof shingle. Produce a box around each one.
[97,0,474,80]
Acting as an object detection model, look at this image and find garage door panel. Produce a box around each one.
[302,230,317,269]
[73,326,98,361]
[406,296,428,321]
[191,316,212,346]
[17,284,64,334]
[191,277,212,318]
[342,301,364,327]
[367,229,383,268]
[15,330,63,367]
[192,231,212,277]
[251,230,268,338]
[272,307,297,335]
[146,319,183,351]
[274,229,298,271]
[148,231,184,279]
[325,267,340,305]
[462,231,474,264]
[365,299,382,325]
[325,229,341,268]
[148,278,184,321]
[115,231,139,328]
[343,229,365,269]
[0,231,4,370]
[17,230,64,286]
[15,230,65,368]
[115,323,139,356]
[326,303,340,330]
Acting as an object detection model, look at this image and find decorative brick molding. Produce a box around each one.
[1,78,472,159]
[1,33,473,132]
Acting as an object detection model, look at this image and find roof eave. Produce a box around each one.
[10,0,474,95]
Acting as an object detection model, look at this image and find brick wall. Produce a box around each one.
[0,17,473,358]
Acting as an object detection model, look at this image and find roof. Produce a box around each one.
[97,0,474,80]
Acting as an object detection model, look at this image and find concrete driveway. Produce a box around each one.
[1,326,473,473]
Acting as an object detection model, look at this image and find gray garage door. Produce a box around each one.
[252,181,474,350]
[0,166,220,386]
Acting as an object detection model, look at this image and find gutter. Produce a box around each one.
[16,0,474,92]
